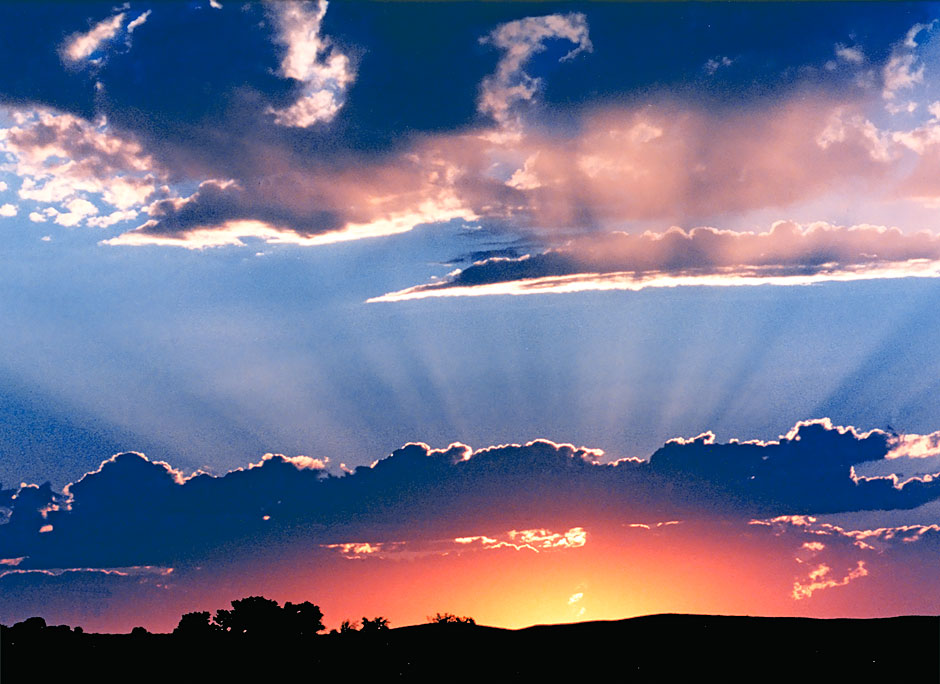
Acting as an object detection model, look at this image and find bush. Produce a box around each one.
[428,613,475,626]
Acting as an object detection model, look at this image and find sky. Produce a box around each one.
[3,1,940,632]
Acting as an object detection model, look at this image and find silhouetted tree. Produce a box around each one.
[174,611,218,636]
[283,601,325,637]
[214,596,283,636]
[212,596,323,638]
[339,619,359,633]
[12,617,46,634]
[130,626,149,636]
[360,616,389,633]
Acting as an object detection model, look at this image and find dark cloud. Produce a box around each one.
[126,179,343,239]
[374,223,940,300]
[2,420,939,572]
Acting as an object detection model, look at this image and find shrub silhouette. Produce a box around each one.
[339,619,359,633]
[428,612,475,625]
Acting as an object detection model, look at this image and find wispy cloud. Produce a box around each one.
[60,11,126,63]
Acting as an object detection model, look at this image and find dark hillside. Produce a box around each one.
[2,614,937,682]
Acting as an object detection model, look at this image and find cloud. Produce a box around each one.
[455,527,586,553]
[265,0,354,128]
[61,11,126,63]
[320,525,586,560]
[835,44,865,64]
[904,21,936,49]
[478,13,592,129]
[0,203,17,217]
[882,22,934,100]
[883,54,924,100]
[126,11,150,34]
[704,56,734,75]
[0,107,159,227]
[3,419,940,574]
[792,561,868,599]
[371,221,940,300]
[103,171,475,248]
[0,6,935,257]
[50,198,98,227]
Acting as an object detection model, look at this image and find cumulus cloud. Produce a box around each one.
[0,108,159,228]
[3,420,940,574]
[0,203,17,217]
[372,221,940,301]
[265,0,354,127]
[478,13,592,129]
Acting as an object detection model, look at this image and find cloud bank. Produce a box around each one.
[371,221,940,300]
[3,419,939,574]
[3,5,940,263]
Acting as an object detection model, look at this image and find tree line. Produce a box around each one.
[2,596,476,638]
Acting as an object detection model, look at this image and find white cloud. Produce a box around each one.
[0,203,17,217]
[904,21,936,48]
[85,209,139,228]
[127,11,151,34]
[0,181,7,192]
[61,12,126,63]
[28,211,46,223]
[882,22,935,100]
[835,44,864,64]
[883,53,924,100]
[0,107,159,228]
[478,13,592,129]
[265,0,354,128]
[886,100,918,115]
[53,198,99,227]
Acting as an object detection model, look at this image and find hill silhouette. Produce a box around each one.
[3,603,938,682]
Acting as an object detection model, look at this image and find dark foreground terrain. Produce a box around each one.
[3,614,938,682]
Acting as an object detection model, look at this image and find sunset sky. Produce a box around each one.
[3,1,940,633]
